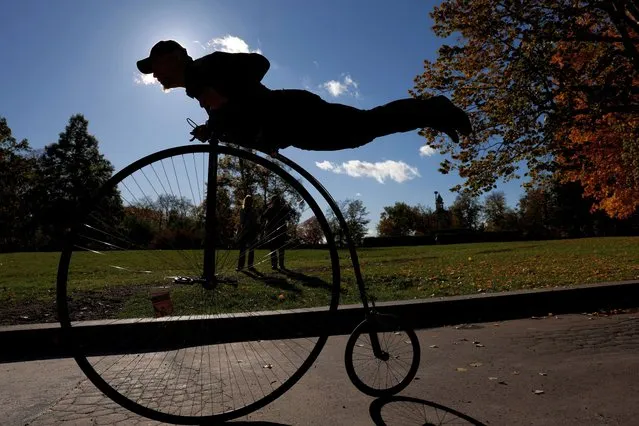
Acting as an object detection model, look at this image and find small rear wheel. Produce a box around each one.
[344,313,420,397]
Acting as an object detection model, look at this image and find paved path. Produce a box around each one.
[3,311,637,425]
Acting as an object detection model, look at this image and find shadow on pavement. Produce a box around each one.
[369,395,487,426]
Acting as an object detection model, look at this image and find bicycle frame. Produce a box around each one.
[272,152,388,359]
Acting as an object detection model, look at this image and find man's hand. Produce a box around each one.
[190,125,211,142]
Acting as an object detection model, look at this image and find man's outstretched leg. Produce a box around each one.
[252,90,472,152]
[365,96,472,144]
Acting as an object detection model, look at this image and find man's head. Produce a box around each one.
[137,40,191,89]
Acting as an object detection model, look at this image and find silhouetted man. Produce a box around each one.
[137,40,472,154]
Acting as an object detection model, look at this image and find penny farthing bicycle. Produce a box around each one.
[56,124,421,424]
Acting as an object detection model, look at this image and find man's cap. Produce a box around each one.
[136,40,187,74]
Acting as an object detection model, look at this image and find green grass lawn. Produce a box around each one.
[1,237,638,324]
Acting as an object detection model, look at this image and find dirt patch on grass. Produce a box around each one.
[0,285,157,326]
[0,299,58,326]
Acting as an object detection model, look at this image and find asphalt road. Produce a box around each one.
[3,311,637,425]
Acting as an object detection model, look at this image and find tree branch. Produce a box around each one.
[625,1,639,31]
[608,0,639,70]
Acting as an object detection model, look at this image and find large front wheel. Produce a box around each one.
[56,144,341,424]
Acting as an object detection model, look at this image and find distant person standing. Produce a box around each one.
[236,195,258,271]
[262,195,293,270]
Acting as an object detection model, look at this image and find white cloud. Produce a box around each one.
[193,40,208,50]
[134,73,158,85]
[320,74,359,98]
[315,160,420,184]
[206,35,262,54]
[343,75,358,88]
[419,145,437,157]
[316,160,334,170]
[323,80,346,97]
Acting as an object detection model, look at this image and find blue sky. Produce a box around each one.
[1,0,525,234]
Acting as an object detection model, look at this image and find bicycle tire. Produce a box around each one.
[344,313,421,397]
[57,143,341,424]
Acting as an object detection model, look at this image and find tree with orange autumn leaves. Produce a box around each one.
[413,0,639,218]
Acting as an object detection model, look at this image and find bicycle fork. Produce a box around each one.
[366,301,391,361]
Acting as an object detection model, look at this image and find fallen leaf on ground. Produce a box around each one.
[489,377,498,380]
[456,367,468,372]
[539,372,547,376]
[533,390,545,395]
[475,343,485,348]
[429,345,439,348]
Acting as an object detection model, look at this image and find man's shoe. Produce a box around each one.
[438,127,460,144]
[426,96,473,141]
